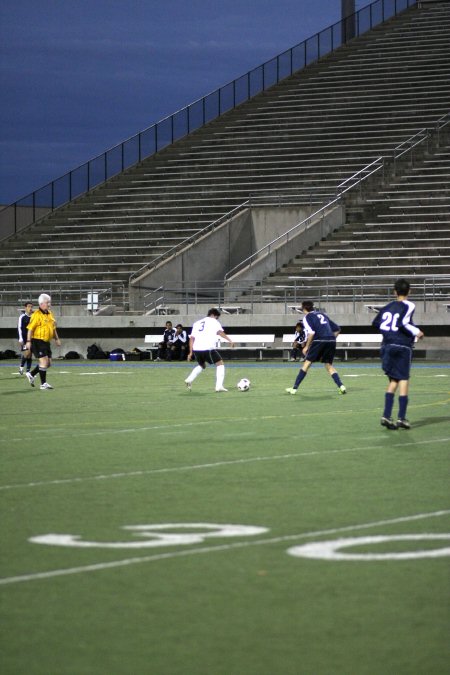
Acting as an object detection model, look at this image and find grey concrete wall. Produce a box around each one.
[226,204,344,292]
[1,302,448,358]
[129,205,313,310]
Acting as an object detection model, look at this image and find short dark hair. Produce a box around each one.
[208,308,221,318]
[301,300,314,312]
[176,323,183,328]
[394,279,410,296]
[24,301,33,307]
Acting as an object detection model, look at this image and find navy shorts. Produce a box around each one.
[31,339,52,359]
[305,340,336,364]
[194,350,222,367]
[381,343,412,381]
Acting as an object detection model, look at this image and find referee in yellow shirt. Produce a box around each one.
[25,293,61,390]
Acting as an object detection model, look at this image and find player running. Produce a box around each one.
[372,279,424,430]
[286,300,346,396]
[185,308,234,392]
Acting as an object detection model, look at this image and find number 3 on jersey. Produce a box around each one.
[379,311,400,332]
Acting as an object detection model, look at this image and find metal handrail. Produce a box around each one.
[129,200,250,283]
[0,0,418,237]
[138,274,450,315]
[224,113,450,283]
[224,157,384,281]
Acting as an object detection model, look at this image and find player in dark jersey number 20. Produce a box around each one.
[372,279,424,430]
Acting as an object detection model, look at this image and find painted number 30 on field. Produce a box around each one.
[29,523,269,549]
[28,523,450,560]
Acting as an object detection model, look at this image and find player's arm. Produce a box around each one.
[371,312,383,330]
[302,331,315,354]
[329,319,341,337]
[217,330,235,348]
[187,335,195,361]
[18,316,25,344]
[400,304,424,340]
[25,316,36,350]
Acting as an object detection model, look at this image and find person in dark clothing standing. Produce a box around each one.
[372,279,424,429]
[17,301,33,375]
[286,301,346,396]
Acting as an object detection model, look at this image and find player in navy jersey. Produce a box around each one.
[372,279,424,429]
[286,301,346,395]
[17,301,33,375]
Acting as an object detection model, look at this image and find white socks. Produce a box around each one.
[216,364,225,389]
[185,365,203,384]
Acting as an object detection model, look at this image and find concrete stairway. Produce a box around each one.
[247,141,450,302]
[1,0,450,308]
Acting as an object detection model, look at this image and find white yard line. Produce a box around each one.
[1,437,449,492]
[1,509,448,586]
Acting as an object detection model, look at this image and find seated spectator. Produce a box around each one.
[168,324,188,360]
[156,321,175,360]
[290,321,306,361]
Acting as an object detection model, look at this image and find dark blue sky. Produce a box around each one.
[0,1,365,205]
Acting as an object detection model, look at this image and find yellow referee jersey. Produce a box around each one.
[27,309,57,342]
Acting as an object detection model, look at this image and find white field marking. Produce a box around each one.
[342,374,381,377]
[1,436,449,493]
[2,391,449,441]
[30,523,269,549]
[79,372,132,376]
[287,534,450,561]
[1,510,448,586]
[0,410,361,444]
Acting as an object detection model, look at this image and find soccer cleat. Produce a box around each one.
[285,387,297,395]
[26,372,35,387]
[339,385,347,395]
[19,366,24,375]
[215,387,228,392]
[40,382,54,390]
[380,417,397,430]
[396,418,411,430]
[184,380,192,391]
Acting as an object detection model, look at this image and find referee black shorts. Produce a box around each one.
[31,339,52,359]
[194,350,222,367]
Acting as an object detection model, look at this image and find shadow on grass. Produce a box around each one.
[410,416,450,428]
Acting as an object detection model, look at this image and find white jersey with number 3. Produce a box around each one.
[190,317,223,351]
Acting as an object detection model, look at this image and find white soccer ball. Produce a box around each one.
[237,378,251,391]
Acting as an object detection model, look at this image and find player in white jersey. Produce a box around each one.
[184,308,235,392]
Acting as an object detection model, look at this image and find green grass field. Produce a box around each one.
[1,359,449,675]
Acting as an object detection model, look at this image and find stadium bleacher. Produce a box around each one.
[0,0,449,315]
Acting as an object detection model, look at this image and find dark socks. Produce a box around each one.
[39,368,47,385]
[398,395,408,420]
[31,365,40,378]
[331,372,343,388]
[293,369,307,389]
[383,392,395,419]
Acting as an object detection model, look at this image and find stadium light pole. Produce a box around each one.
[341,0,356,43]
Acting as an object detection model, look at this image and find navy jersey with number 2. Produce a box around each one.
[303,311,340,341]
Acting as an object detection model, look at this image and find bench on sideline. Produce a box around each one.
[282,333,382,360]
[218,334,276,360]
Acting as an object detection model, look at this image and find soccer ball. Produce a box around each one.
[237,378,251,391]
